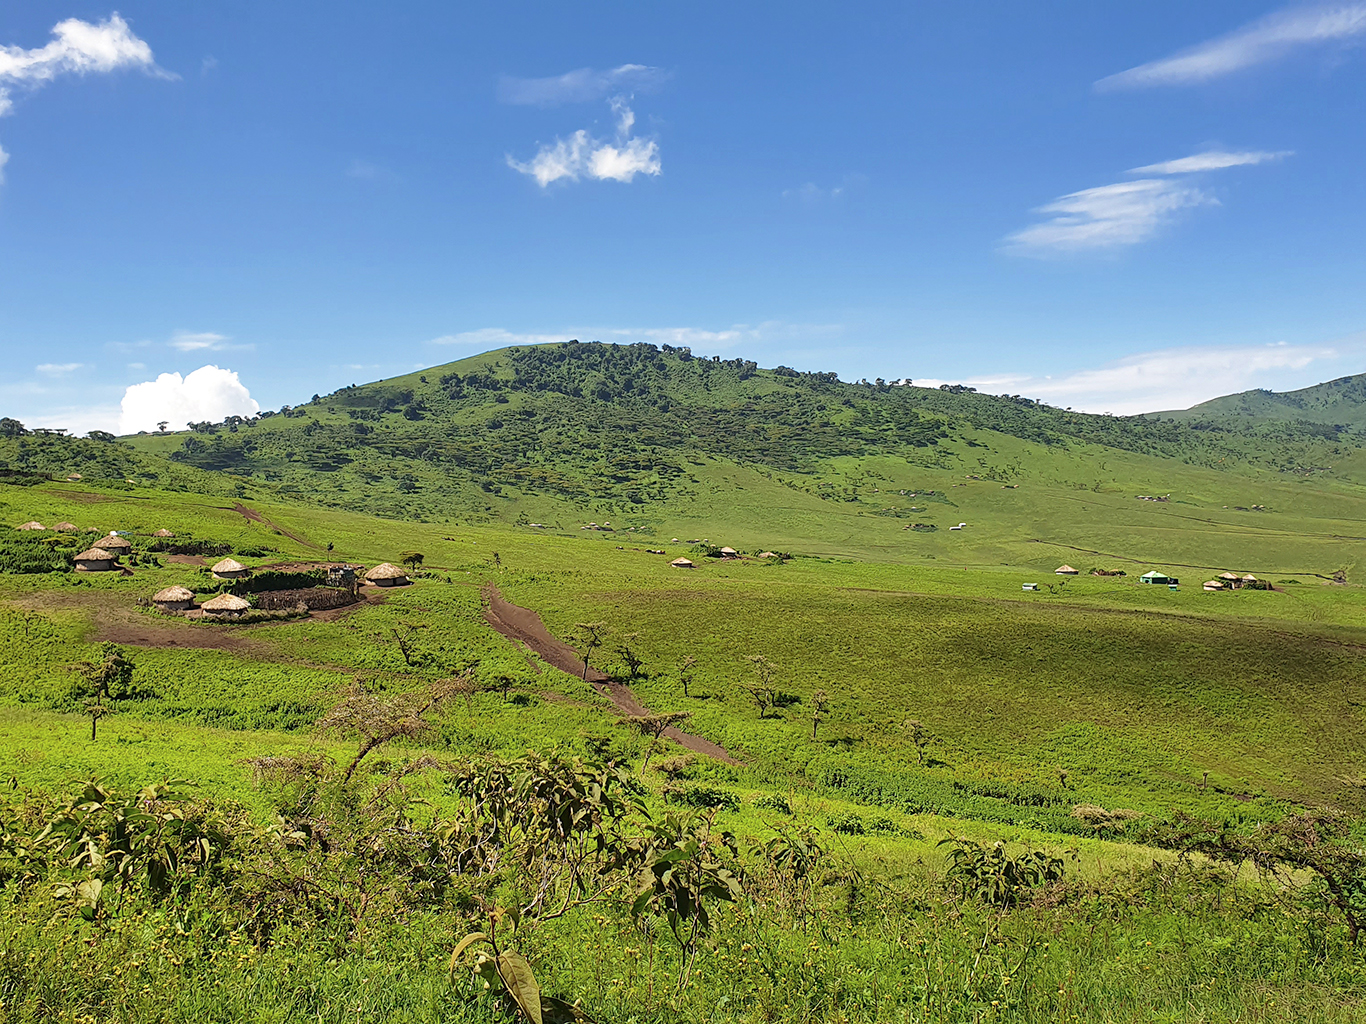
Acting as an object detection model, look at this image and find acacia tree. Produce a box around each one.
[317,673,473,782]
[627,711,694,770]
[810,689,829,739]
[569,622,609,681]
[678,655,698,698]
[71,643,136,741]
[400,551,425,569]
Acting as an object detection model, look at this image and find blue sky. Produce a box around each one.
[2,2,1366,431]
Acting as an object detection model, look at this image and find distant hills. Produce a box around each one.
[1155,373,1366,428]
[6,342,1366,540]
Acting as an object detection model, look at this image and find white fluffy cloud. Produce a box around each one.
[1006,149,1291,256]
[498,64,668,106]
[0,13,169,180]
[1097,3,1366,89]
[508,98,660,187]
[917,342,1341,415]
[118,365,258,434]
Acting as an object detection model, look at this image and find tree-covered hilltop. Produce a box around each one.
[118,341,1366,522]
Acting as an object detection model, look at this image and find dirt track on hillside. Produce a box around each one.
[482,586,740,764]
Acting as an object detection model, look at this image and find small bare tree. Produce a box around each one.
[678,655,697,698]
[616,632,645,681]
[904,718,932,765]
[810,689,829,739]
[318,674,472,782]
[569,622,609,680]
[627,711,694,770]
[745,655,778,719]
[390,621,428,667]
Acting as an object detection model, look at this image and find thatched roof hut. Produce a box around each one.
[54,522,77,532]
[100,534,132,553]
[211,558,250,580]
[719,546,739,558]
[153,529,175,538]
[1218,572,1240,581]
[1203,580,1225,591]
[201,593,250,618]
[17,521,45,531]
[74,548,118,572]
[670,557,695,569]
[364,562,409,587]
[152,585,195,611]
[1055,565,1078,575]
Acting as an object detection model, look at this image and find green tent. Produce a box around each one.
[1139,571,1176,585]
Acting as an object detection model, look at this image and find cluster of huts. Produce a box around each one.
[1202,572,1267,592]
[148,559,413,620]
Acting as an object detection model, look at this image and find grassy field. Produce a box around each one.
[2,456,1365,1021]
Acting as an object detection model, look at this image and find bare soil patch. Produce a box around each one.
[167,554,208,566]
[9,591,266,654]
[482,586,740,764]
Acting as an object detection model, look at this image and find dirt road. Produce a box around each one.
[482,586,740,765]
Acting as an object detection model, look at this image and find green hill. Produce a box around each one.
[1155,372,1366,428]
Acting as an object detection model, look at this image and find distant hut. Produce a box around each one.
[211,558,250,580]
[670,557,695,569]
[758,551,778,559]
[54,522,77,532]
[153,529,175,538]
[152,585,195,612]
[1139,571,1176,585]
[1203,580,1225,591]
[201,593,250,619]
[100,534,132,555]
[719,546,739,559]
[364,562,409,587]
[17,521,46,531]
[74,547,118,572]
[1054,565,1079,575]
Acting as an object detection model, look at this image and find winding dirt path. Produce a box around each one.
[482,586,740,765]
[231,503,317,548]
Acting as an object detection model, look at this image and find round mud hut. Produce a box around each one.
[719,546,740,559]
[152,585,196,612]
[364,562,409,587]
[211,557,250,580]
[17,521,46,531]
[54,522,77,532]
[100,534,133,555]
[74,547,118,572]
[670,557,695,569]
[201,593,250,619]
[153,529,175,538]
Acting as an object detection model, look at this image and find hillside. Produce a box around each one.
[1156,372,1366,428]
[111,341,1365,511]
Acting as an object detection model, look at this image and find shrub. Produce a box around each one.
[753,793,792,814]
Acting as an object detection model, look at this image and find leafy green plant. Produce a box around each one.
[938,837,1065,907]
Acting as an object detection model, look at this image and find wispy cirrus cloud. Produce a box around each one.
[35,362,85,375]
[0,13,172,181]
[498,64,668,106]
[1005,149,1291,256]
[429,328,574,347]
[1129,149,1293,175]
[169,331,232,352]
[917,341,1345,416]
[430,322,841,354]
[1097,3,1366,90]
[507,97,660,187]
